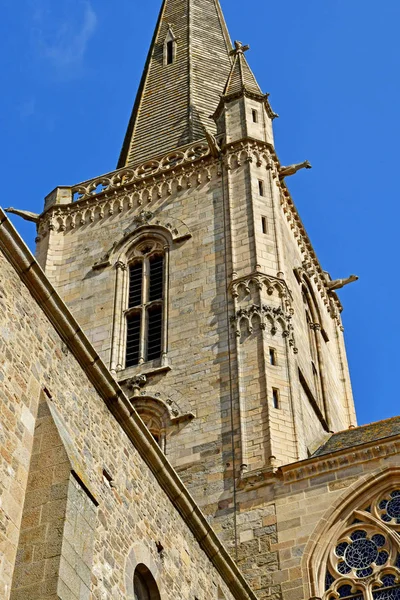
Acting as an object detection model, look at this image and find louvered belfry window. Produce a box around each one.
[125,242,164,368]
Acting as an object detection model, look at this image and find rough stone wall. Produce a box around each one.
[0,245,239,600]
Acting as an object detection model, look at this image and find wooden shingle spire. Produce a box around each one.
[118,0,236,168]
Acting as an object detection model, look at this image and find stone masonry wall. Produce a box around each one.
[0,244,240,600]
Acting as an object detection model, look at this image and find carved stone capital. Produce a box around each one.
[115,260,127,271]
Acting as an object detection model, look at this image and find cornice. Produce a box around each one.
[236,434,400,492]
[213,89,278,120]
[37,140,219,238]
[0,208,257,600]
[279,434,400,484]
[37,135,341,320]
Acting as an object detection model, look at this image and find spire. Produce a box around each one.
[223,40,262,96]
[118,0,235,168]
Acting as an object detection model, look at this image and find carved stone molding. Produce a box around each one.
[128,390,195,425]
[294,261,343,324]
[231,271,292,310]
[38,146,220,236]
[92,211,191,270]
[72,141,211,201]
[280,436,400,484]
[231,303,298,352]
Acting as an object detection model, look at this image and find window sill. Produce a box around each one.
[116,363,171,384]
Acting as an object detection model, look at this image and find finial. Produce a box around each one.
[230,40,250,56]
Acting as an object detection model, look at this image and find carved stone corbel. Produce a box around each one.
[127,375,147,397]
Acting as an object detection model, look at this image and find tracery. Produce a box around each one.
[325,490,400,600]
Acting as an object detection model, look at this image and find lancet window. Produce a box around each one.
[126,240,165,367]
[301,280,325,414]
[110,235,169,374]
[164,28,177,66]
[324,489,400,600]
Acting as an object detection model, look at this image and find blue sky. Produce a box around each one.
[1,0,399,426]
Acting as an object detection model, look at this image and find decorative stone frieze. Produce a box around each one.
[73,141,211,201]
[231,271,292,310]
[231,303,298,352]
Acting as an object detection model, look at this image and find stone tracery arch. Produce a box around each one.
[304,469,400,600]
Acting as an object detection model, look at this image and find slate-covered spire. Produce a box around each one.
[223,40,262,97]
[118,0,235,168]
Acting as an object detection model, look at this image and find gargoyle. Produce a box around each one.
[5,207,40,223]
[279,161,312,179]
[203,126,221,158]
[326,275,359,291]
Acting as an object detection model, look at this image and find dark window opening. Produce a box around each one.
[147,305,162,361]
[125,248,165,368]
[269,348,277,366]
[262,216,268,234]
[272,388,280,409]
[252,109,258,123]
[321,328,329,343]
[258,180,265,196]
[126,313,141,367]
[149,255,164,302]
[166,41,174,65]
[134,564,160,600]
[151,432,160,446]
[129,262,143,307]
[102,469,113,488]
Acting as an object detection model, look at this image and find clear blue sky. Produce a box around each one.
[1,0,399,426]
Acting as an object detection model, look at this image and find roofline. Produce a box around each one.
[0,207,257,600]
[279,431,400,479]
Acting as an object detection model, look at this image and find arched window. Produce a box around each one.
[125,239,166,368]
[302,285,319,366]
[134,564,160,600]
[324,489,400,600]
[301,281,326,414]
[109,232,170,375]
[131,396,171,452]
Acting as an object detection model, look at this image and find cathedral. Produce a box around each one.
[1,0,400,599]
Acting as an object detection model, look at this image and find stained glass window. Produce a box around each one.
[325,489,400,600]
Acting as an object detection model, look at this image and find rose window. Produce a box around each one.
[324,489,400,600]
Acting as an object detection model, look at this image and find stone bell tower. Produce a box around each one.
[29,0,357,592]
